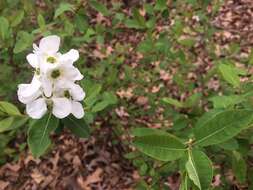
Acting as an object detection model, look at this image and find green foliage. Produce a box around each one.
[89,0,110,16]
[232,151,247,183]
[209,95,243,109]
[28,113,59,158]
[62,116,90,138]
[0,116,28,133]
[14,31,33,53]
[0,16,9,40]
[194,109,253,147]
[134,133,185,161]
[0,101,21,116]
[54,3,74,19]
[185,149,213,190]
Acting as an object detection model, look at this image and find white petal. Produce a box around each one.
[17,76,41,104]
[39,35,60,54]
[52,98,71,119]
[26,53,38,68]
[41,76,52,97]
[63,65,83,81]
[70,84,85,101]
[71,101,84,119]
[26,98,47,119]
[60,49,79,63]
[31,75,41,86]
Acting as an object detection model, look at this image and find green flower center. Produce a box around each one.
[51,69,61,79]
[64,90,71,99]
[35,68,40,75]
[46,56,56,64]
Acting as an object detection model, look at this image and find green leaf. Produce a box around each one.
[162,97,183,108]
[249,48,253,65]
[137,38,153,53]
[63,116,90,138]
[54,3,74,19]
[184,93,202,107]
[102,92,118,105]
[125,19,144,29]
[0,117,14,133]
[186,149,213,190]
[131,127,168,137]
[91,91,117,113]
[28,113,59,158]
[11,10,24,27]
[91,100,109,112]
[194,109,253,147]
[0,116,28,133]
[218,63,240,87]
[89,0,110,16]
[154,0,167,11]
[0,101,21,116]
[14,31,33,54]
[133,8,146,27]
[134,134,186,161]
[146,17,156,29]
[179,173,190,190]
[218,138,239,151]
[84,83,101,107]
[232,151,247,183]
[0,16,9,40]
[37,14,46,28]
[125,8,146,29]
[209,95,243,109]
[64,20,74,36]
[178,38,196,48]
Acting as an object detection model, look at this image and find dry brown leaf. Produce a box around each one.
[212,174,221,187]
[0,180,9,190]
[115,106,129,118]
[160,70,171,81]
[151,85,161,93]
[116,88,134,99]
[136,96,148,106]
[73,155,82,168]
[4,163,20,172]
[31,169,45,184]
[51,151,60,171]
[78,168,103,190]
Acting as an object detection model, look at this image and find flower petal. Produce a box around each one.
[26,98,47,119]
[41,76,52,98]
[17,76,41,104]
[60,49,79,63]
[26,53,38,68]
[52,98,71,119]
[70,84,85,101]
[39,35,60,54]
[71,101,84,119]
[63,65,83,81]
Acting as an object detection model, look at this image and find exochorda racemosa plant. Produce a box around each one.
[132,106,253,189]
[0,35,253,189]
[0,35,90,158]
[17,35,85,119]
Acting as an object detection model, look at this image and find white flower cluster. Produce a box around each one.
[17,35,85,119]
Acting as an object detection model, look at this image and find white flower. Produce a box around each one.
[41,61,83,97]
[17,76,41,104]
[26,35,79,73]
[23,83,85,119]
[54,83,85,118]
[17,35,85,119]
[25,96,72,119]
